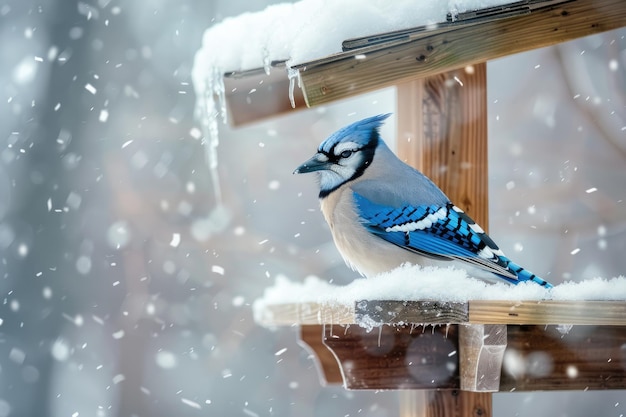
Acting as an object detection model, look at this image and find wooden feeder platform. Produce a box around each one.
[225,0,626,415]
[257,299,626,393]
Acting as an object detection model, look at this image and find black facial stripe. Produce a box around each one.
[317,132,380,199]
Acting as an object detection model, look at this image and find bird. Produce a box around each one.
[294,113,552,288]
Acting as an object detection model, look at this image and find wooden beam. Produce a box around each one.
[223,67,306,126]
[316,323,626,392]
[254,301,355,327]
[459,324,508,392]
[469,300,626,325]
[298,325,343,385]
[296,0,626,106]
[256,300,626,326]
[500,325,626,391]
[396,63,492,414]
[355,300,469,324]
[322,324,460,390]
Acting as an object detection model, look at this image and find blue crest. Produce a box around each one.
[319,113,391,153]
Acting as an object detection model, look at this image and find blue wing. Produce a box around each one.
[353,192,552,287]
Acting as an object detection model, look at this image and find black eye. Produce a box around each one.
[339,150,353,158]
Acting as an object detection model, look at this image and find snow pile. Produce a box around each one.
[193,0,512,74]
[253,264,626,323]
[191,0,514,130]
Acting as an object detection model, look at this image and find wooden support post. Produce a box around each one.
[298,325,343,385]
[400,390,492,417]
[397,64,488,223]
[460,324,508,392]
[322,324,459,390]
[396,62,498,415]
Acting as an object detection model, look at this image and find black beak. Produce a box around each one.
[293,153,330,174]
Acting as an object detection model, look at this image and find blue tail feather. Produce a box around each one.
[500,258,553,289]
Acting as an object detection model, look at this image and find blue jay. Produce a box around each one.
[294,114,552,288]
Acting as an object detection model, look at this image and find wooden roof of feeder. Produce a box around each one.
[224,0,625,125]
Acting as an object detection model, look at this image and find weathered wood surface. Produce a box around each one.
[355,300,469,324]
[254,301,354,327]
[224,67,305,126]
[400,390,493,417]
[500,325,626,391]
[256,300,626,327]
[398,64,489,224]
[323,324,460,390]
[459,324,508,392]
[298,325,343,385]
[469,300,626,325]
[396,60,492,414]
[296,0,626,106]
[311,323,626,391]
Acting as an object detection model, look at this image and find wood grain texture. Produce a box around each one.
[427,65,488,224]
[255,300,626,327]
[224,68,305,126]
[397,64,488,225]
[297,0,626,106]
[459,324,507,392]
[298,325,343,385]
[355,300,469,325]
[397,79,425,170]
[469,300,626,325]
[255,302,355,326]
[318,323,626,392]
[500,325,626,391]
[399,390,492,417]
[395,64,491,415]
[427,391,492,417]
[323,324,460,390]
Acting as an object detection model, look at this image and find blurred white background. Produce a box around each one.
[0,0,624,416]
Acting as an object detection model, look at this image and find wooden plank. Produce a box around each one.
[297,0,626,106]
[501,325,626,391]
[397,64,488,226]
[400,390,493,417]
[298,325,343,385]
[355,300,469,325]
[254,302,355,326]
[323,324,460,390]
[255,300,626,327]
[396,79,424,170]
[316,323,626,391]
[223,67,306,126]
[469,300,626,325]
[395,61,492,416]
[459,324,508,392]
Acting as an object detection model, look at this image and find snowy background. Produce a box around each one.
[1,0,625,416]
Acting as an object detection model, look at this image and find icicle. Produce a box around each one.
[213,65,227,125]
[196,65,227,206]
[287,66,300,108]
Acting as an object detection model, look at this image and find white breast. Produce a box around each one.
[320,186,441,277]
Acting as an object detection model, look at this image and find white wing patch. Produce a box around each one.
[385,207,448,232]
[478,246,495,259]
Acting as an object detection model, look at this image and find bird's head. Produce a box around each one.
[294,114,391,198]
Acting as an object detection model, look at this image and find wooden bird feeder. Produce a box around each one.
[218,0,626,415]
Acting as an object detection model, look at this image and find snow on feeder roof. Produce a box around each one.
[192,0,625,124]
[192,0,516,126]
